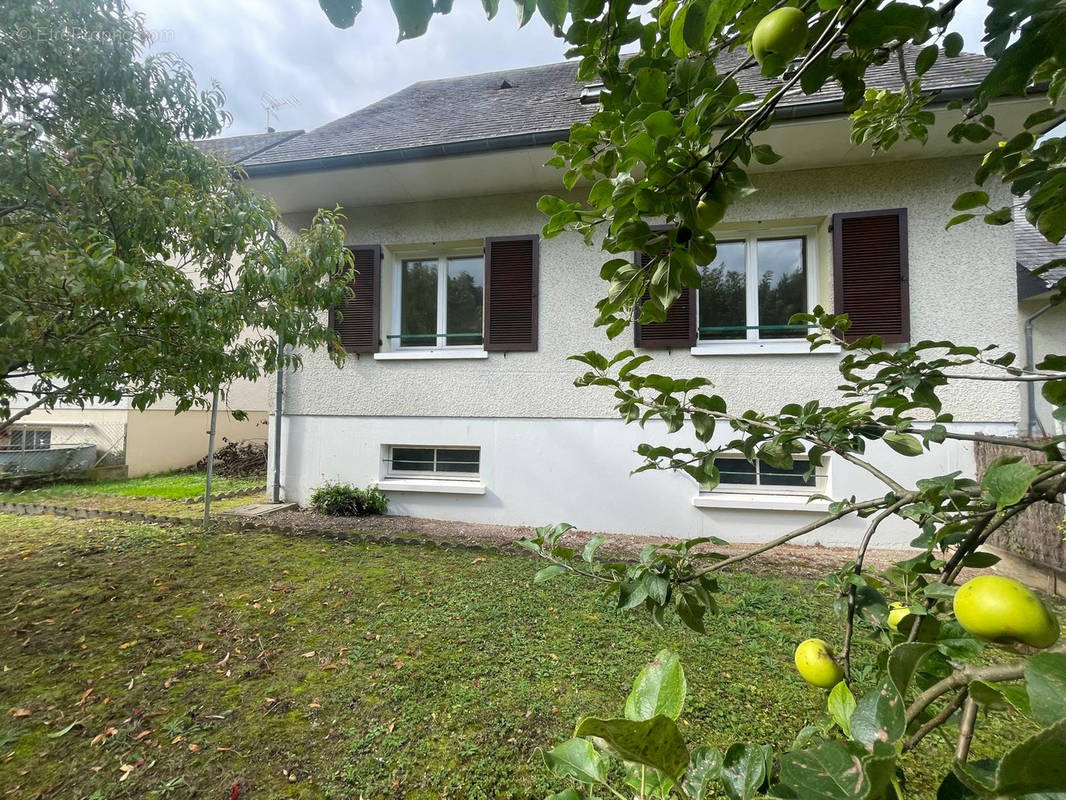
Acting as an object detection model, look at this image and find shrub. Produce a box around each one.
[309,482,389,516]
[359,486,389,515]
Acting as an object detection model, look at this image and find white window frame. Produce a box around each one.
[388,245,485,353]
[4,428,51,450]
[696,226,820,347]
[707,452,826,496]
[384,444,481,481]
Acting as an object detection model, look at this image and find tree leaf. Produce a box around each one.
[981,460,1040,510]
[993,718,1066,796]
[514,0,536,26]
[720,742,769,800]
[883,432,924,457]
[536,0,567,26]
[682,746,723,799]
[542,738,607,784]
[319,0,362,27]
[850,677,905,749]
[534,565,568,583]
[582,536,606,563]
[1043,379,1066,419]
[828,681,856,737]
[574,715,689,779]
[779,741,869,800]
[618,578,649,609]
[916,44,939,75]
[1026,652,1066,727]
[624,649,687,721]
[952,190,989,211]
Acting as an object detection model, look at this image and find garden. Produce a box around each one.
[0,512,1057,799]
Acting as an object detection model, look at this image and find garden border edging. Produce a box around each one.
[0,500,526,558]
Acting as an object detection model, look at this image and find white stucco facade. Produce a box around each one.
[264,152,1023,547]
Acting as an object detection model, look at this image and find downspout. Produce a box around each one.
[1025,302,1054,437]
[272,330,284,503]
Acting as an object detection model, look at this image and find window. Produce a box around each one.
[699,234,811,342]
[386,446,480,479]
[711,455,825,495]
[3,429,51,450]
[393,253,484,349]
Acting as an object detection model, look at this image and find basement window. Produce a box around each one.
[375,445,485,495]
[709,454,826,495]
[385,446,480,479]
[692,454,830,512]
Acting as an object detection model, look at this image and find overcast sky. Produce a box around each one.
[130,0,990,139]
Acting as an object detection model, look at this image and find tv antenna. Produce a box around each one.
[261,92,299,132]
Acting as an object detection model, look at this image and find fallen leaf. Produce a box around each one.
[301,651,316,658]
[188,743,200,752]
[118,641,137,650]
[135,731,151,741]
[91,727,119,746]
[11,708,31,718]
[48,721,81,738]
[472,557,486,565]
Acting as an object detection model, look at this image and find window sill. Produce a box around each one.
[691,342,841,356]
[692,492,831,512]
[372,479,486,495]
[374,349,489,361]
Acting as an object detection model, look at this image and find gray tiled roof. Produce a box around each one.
[245,47,994,169]
[192,129,304,163]
[1015,202,1066,297]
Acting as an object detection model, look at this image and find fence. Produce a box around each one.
[975,441,1066,572]
[0,443,96,477]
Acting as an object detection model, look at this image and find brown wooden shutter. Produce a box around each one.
[633,250,697,348]
[484,235,539,352]
[331,245,381,354]
[832,209,910,343]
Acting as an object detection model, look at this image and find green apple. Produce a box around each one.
[794,638,844,689]
[887,601,909,632]
[751,7,809,76]
[695,198,726,230]
[953,575,1060,648]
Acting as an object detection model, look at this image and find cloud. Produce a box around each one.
[131,0,570,136]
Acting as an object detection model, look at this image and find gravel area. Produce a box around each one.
[267,507,919,578]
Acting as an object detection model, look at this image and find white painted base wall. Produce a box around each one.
[270,414,1015,548]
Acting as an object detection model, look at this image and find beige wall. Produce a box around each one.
[124,409,268,476]
[280,155,1020,425]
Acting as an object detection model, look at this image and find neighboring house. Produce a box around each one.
[235,53,1050,546]
[2,130,302,477]
[1015,202,1066,438]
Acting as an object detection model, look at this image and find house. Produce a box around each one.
[1,130,303,478]
[233,53,1053,546]
[1015,203,1066,438]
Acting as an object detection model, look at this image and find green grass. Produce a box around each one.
[0,470,263,502]
[0,515,1043,799]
